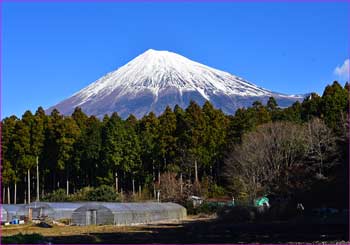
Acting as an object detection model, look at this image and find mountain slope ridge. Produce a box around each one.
[48,49,304,118]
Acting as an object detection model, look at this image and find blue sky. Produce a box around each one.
[1,1,349,118]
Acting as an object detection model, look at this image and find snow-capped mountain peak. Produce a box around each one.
[48,49,303,118]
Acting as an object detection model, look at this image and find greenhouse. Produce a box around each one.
[17,202,56,220]
[45,202,85,220]
[1,202,186,225]
[71,202,187,226]
[1,206,8,222]
[2,202,85,221]
[2,204,25,220]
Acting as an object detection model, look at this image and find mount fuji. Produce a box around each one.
[48,49,304,118]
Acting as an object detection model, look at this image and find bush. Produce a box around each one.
[86,185,119,202]
[42,189,71,202]
[42,185,119,202]
[182,201,223,215]
[182,200,196,215]
[70,186,94,201]
[197,202,220,214]
[209,184,226,198]
[217,206,257,223]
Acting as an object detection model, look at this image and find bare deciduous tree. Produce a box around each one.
[224,122,308,200]
[306,117,338,178]
[156,172,193,202]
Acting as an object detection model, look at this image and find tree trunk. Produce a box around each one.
[115,172,118,193]
[158,167,161,185]
[24,176,27,204]
[138,184,142,198]
[152,162,156,198]
[36,156,40,201]
[194,160,199,183]
[28,169,31,204]
[42,179,45,198]
[53,173,56,191]
[132,178,135,196]
[180,172,183,195]
[3,187,5,204]
[14,183,17,204]
[66,179,69,195]
[7,186,10,204]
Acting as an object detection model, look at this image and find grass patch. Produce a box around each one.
[1,233,45,244]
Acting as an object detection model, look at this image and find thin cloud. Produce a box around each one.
[334,59,349,80]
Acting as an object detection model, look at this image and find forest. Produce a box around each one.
[1,81,349,208]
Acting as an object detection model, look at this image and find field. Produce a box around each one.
[1,215,349,244]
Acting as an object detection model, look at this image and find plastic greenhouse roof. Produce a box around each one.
[2,204,25,212]
[72,202,185,213]
[2,202,185,212]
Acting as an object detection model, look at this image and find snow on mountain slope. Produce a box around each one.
[48,49,304,118]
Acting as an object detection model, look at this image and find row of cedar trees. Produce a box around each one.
[1,81,349,205]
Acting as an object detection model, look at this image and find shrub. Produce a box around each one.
[209,184,226,198]
[182,201,223,215]
[86,185,119,202]
[217,206,257,223]
[42,185,119,202]
[42,189,71,202]
[197,202,220,214]
[70,186,94,201]
[182,200,197,215]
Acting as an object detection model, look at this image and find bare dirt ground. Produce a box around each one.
[1,215,349,244]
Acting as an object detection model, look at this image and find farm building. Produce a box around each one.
[71,202,187,226]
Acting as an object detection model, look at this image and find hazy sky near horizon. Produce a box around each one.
[2,1,349,118]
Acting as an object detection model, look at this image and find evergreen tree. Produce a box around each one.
[281,101,302,123]
[301,93,321,121]
[267,97,282,121]
[185,101,207,182]
[75,116,102,187]
[71,107,88,131]
[124,119,142,195]
[100,113,125,186]
[202,101,228,182]
[267,97,278,111]
[139,112,160,190]
[321,81,348,133]
[13,118,34,203]
[32,107,46,200]
[158,106,177,173]
[1,116,18,203]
